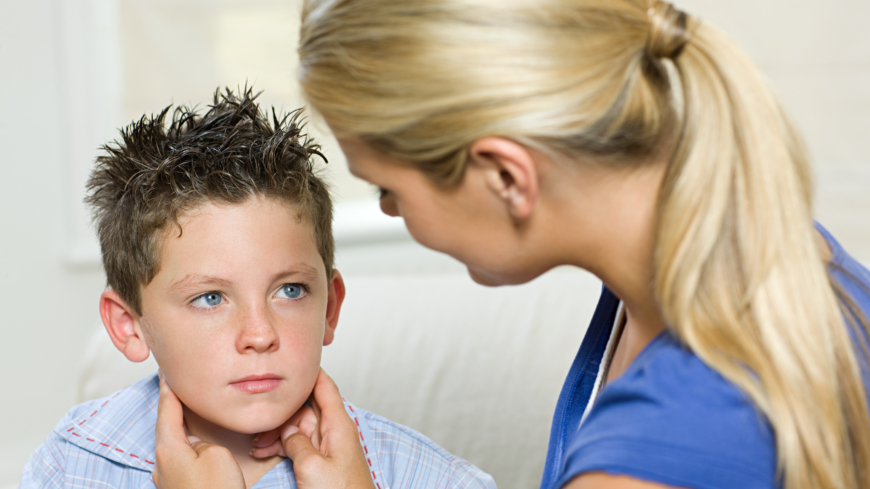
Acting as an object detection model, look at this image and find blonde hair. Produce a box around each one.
[299,0,870,487]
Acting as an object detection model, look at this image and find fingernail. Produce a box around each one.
[249,448,255,456]
[284,426,299,437]
[252,435,260,445]
[158,369,164,381]
[187,435,201,444]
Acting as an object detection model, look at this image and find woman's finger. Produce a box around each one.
[152,373,246,489]
[306,368,356,457]
[281,369,375,489]
[253,429,281,448]
[293,405,320,450]
[281,428,322,467]
[251,440,286,459]
[309,369,347,425]
[155,372,195,455]
[308,395,323,451]
[251,403,319,458]
[189,439,231,458]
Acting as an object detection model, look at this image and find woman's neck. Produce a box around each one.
[543,159,668,384]
[593,233,667,384]
[183,407,283,489]
[604,296,666,384]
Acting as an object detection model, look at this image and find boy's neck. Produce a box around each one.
[183,407,283,489]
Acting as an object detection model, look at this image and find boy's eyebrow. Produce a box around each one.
[167,264,322,294]
[168,275,233,294]
[270,264,321,284]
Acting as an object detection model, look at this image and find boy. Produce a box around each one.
[20,88,496,489]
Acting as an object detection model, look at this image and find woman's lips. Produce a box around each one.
[230,375,283,393]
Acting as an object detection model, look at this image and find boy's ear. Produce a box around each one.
[323,270,346,346]
[99,289,151,363]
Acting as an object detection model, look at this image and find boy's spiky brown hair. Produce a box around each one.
[85,87,333,315]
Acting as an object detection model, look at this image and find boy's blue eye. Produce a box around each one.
[191,292,223,308]
[276,284,305,299]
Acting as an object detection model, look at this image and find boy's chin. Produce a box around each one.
[218,409,294,435]
[184,402,298,436]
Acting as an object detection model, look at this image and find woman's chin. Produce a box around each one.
[466,265,539,287]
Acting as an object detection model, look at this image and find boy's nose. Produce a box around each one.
[236,305,279,354]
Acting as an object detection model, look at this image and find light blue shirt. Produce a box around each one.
[541,225,870,489]
[21,374,496,489]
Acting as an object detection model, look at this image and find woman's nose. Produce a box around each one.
[236,305,279,354]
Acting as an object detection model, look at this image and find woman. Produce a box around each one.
[152,0,870,488]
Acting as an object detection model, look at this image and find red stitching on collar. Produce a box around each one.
[65,386,153,470]
[348,402,380,489]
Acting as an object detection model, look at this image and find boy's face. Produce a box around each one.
[137,197,338,434]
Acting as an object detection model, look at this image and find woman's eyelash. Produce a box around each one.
[374,186,389,199]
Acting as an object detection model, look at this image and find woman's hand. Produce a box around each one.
[251,369,375,489]
[249,392,322,459]
[152,373,245,489]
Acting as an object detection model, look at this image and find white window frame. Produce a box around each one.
[55,0,123,266]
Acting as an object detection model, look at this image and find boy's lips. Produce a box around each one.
[230,374,283,393]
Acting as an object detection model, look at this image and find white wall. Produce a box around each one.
[0,0,868,487]
[0,1,110,485]
[681,0,870,259]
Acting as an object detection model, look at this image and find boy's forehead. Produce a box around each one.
[175,196,309,224]
[172,196,316,238]
[151,196,324,282]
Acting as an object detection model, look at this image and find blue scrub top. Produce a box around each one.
[540,225,870,489]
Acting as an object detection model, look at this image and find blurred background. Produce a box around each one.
[0,0,867,487]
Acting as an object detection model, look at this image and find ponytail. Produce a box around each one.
[655,12,870,489]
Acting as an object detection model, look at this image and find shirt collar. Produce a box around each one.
[56,374,380,487]
[59,373,160,472]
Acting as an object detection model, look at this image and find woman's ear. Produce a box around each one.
[323,270,346,346]
[468,137,539,220]
[99,289,151,363]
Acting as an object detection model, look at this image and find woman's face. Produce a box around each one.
[336,137,558,286]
